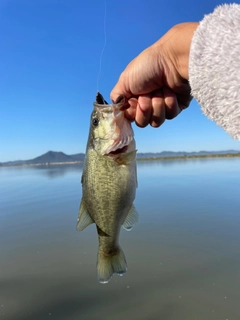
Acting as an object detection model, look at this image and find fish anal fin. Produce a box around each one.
[76,200,94,231]
[122,204,138,231]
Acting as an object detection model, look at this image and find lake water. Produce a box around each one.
[0,158,240,320]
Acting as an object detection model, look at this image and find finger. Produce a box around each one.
[110,72,132,102]
[163,86,182,119]
[124,98,138,122]
[150,90,165,127]
[110,76,124,102]
[178,94,193,110]
[135,94,152,128]
[111,88,123,103]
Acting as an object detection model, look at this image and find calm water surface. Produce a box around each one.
[0,158,240,320]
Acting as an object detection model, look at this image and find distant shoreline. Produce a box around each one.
[137,152,240,161]
[1,152,240,168]
[0,161,84,168]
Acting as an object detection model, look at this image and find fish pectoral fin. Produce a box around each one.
[76,200,94,231]
[116,150,137,165]
[135,165,138,188]
[122,204,139,231]
[81,174,83,184]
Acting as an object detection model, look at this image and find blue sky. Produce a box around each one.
[1,0,239,162]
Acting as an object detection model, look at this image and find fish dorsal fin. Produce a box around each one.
[76,200,94,231]
[122,204,138,231]
[116,150,137,165]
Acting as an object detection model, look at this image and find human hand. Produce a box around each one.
[110,23,198,127]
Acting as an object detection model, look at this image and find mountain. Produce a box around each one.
[0,150,239,167]
[0,151,85,167]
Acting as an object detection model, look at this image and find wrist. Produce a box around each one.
[155,22,199,81]
[171,23,199,80]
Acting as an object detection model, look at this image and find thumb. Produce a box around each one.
[110,73,133,102]
[110,86,123,103]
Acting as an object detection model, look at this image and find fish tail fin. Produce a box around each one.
[97,247,127,284]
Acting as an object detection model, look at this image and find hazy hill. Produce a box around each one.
[0,150,239,167]
[1,151,85,166]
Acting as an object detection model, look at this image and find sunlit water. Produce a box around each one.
[0,158,240,320]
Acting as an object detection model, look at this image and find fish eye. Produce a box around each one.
[92,117,99,126]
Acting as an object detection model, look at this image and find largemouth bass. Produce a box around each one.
[77,92,138,284]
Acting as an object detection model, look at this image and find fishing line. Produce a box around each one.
[96,0,107,92]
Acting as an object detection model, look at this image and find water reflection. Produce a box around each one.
[0,158,240,320]
[33,164,83,179]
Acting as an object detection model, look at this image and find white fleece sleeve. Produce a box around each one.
[189,4,240,140]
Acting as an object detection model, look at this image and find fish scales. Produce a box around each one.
[83,149,136,236]
[77,92,138,284]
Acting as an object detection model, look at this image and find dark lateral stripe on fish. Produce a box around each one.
[97,225,110,237]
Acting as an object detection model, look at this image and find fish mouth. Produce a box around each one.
[95,92,130,109]
[108,145,128,155]
[94,92,134,156]
[106,133,133,155]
